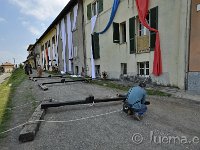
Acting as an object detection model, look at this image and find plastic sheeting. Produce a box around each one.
[97,0,120,34]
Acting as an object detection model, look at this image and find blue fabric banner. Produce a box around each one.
[97,0,120,34]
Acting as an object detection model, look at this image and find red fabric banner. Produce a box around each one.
[135,0,162,76]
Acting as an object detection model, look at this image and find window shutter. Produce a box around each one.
[92,32,100,59]
[87,3,92,20]
[129,17,136,54]
[98,0,103,14]
[150,6,158,51]
[113,22,119,43]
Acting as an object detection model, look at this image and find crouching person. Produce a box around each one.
[117,82,147,121]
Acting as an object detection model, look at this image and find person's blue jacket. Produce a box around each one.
[126,86,147,110]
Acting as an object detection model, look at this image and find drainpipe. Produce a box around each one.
[185,0,192,90]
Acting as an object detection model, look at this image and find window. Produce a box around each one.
[129,17,136,54]
[92,1,98,16]
[52,36,55,44]
[113,21,126,44]
[138,14,149,36]
[120,22,126,43]
[150,6,158,51]
[121,63,127,75]
[75,66,79,75]
[137,61,149,77]
[92,32,100,59]
[95,65,100,77]
[87,0,103,20]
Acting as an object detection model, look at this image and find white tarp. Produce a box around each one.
[67,13,73,72]
[72,4,79,31]
[61,18,67,72]
[91,15,97,79]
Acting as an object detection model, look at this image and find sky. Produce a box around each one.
[0,0,70,65]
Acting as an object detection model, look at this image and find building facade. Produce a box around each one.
[83,0,191,89]
[1,62,14,73]
[28,0,200,91]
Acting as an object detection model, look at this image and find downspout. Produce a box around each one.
[185,0,192,90]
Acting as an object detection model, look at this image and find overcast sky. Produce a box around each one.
[0,0,70,64]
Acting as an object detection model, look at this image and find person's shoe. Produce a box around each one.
[134,113,141,121]
[127,109,132,115]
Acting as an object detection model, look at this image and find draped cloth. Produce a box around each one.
[45,48,48,69]
[97,0,120,34]
[55,24,60,65]
[61,18,67,73]
[72,4,78,31]
[91,15,97,79]
[135,0,162,76]
[67,13,73,72]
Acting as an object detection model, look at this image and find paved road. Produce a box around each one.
[0,73,200,150]
[0,73,11,84]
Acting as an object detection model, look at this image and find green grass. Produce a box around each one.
[90,80,171,97]
[0,68,26,137]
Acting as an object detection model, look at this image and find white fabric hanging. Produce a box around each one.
[52,43,55,65]
[72,4,78,31]
[91,15,97,79]
[61,18,67,73]
[48,46,51,66]
[42,50,44,68]
[55,24,60,65]
[67,13,73,72]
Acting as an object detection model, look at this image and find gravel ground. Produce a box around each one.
[0,71,199,150]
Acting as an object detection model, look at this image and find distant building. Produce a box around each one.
[26,44,36,69]
[1,62,14,73]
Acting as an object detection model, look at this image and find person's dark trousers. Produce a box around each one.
[134,104,147,116]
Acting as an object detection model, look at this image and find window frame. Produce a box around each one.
[121,63,127,75]
[137,61,149,77]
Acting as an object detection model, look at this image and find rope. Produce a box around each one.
[0,109,122,135]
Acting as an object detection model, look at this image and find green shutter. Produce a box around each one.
[129,17,136,54]
[98,0,103,13]
[92,32,100,59]
[150,6,158,51]
[87,3,92,20]
[113,22,119,43]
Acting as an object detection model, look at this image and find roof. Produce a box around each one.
[33,0,78,47]
[27,44,34,51]
[1,62,14,66]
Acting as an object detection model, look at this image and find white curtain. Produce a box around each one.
[72,4,79,30]
[55,24,60,65]
[67,13,73,72]
[61,19,67,72]
[91,15,97,79]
